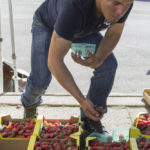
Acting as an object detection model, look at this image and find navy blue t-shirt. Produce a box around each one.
[35,0,133,41]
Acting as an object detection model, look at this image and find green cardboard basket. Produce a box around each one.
[112,128,129,142]
[71,43,96,57]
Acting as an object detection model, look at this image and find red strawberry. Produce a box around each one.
[53,144,61,150]
[35,141,40,147]
[12,128,18,135]
[23,133,30,138]
[16,105,21,109]
[16,135,25,138]
[2,132,8,137]
[62,145,68,150]
[40,144,49,150]
[18,130,24,135]
[3,121,9,126]
[48,133,55,138]
[35,146,42,150]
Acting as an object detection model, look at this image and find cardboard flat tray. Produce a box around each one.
[28,116,81,150]
[43,116,80,124]
[28,134,80,150]
[0,114,43,139]
[0,138,29,150]
[0,115,81,150]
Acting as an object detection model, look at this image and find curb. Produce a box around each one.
[0,93,146,107]
[0,103,145,107]
[0,92,143,97]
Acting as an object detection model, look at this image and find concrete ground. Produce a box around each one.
[0,0,150,94]
[0,0,150,138]
[0,93,149,134]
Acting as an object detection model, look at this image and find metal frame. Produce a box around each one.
[8,0,18,92]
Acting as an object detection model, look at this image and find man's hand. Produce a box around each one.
[71,51,102,69]
[81,99,100,121]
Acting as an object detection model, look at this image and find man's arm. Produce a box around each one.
[48,30,100,121]
[72,22,125,68]
[95,22,125,67]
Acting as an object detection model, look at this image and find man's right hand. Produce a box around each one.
[81,99,100,121]
[71,52,102,69]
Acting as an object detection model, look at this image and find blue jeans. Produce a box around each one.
[21,15,118,118]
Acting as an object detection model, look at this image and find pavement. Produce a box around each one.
[0,92,149,134]
[0,0,150,137]
[1,0,150,94]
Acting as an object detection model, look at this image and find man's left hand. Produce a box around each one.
[71,51,102,68]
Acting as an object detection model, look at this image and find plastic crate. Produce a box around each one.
[130,127,150,139]
[130,135,150,150]
[134,112,149,127]
[86,139,130,150]
[27,135,37,150]
[86,137,96,149]
[28,116,81,150]
[143,89,150,106]
[129,138,138,150]
[130,112,150,140]
[0,114,43,150]
[85,129,130,150]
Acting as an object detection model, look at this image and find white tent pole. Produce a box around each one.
[8,0,18,92]
[0,3,3,93]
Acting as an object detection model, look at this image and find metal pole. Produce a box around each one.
[8,0,18,92]
[0,3,3,93]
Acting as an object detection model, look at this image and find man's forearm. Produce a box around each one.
[96,23,125,66]
[96,34,121,66]
[48,60,85,105]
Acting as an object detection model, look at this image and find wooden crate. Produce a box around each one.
[143,89,150,106]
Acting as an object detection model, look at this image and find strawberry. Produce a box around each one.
[53,143,61,150]
[35,146,42,150]
[3,121,9,126]
[18,130,24,135]
[2,132,8,137]
[12,128,18,135]
[65,123,71,126]
[40,144,49,150]
[62,145,68,150]
[94,106,105,119]
[16,135,25,138]
[40,142,49,146]
[35,141,40,147]
[43,134,49,139]
[23,133,30,138]
[119,134,125,142]
[48,133,55,138]
[16,105,21,109]
[67,147,76,150]
[14,122,19,128]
